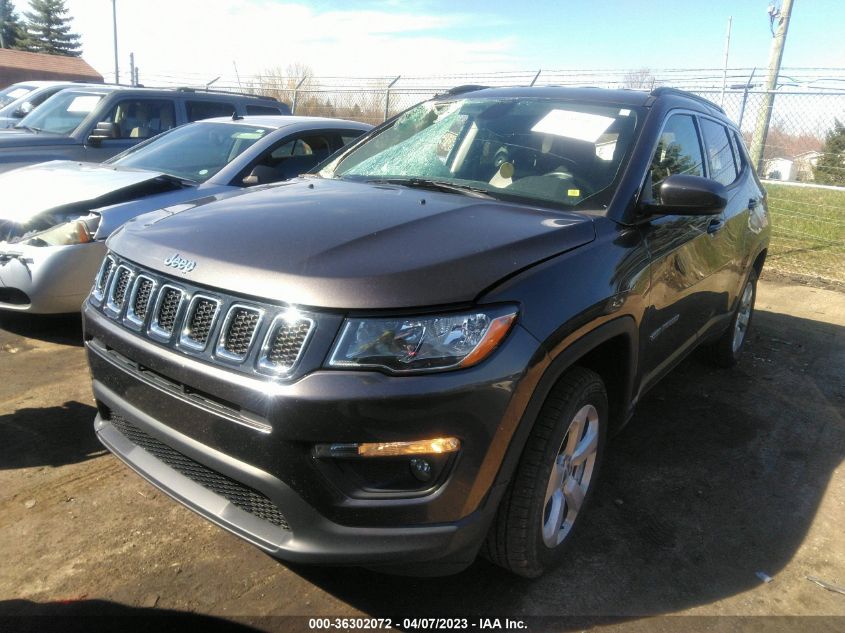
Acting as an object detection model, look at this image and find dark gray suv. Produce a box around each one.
[0,85,289,172]
[83,86,770,577]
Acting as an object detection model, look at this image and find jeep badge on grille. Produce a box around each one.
[164,253,196,273]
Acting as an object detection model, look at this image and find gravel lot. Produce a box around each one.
[0,277,843,631]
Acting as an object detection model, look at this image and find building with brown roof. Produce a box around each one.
[0,49,103,88]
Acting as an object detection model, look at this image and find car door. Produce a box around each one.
[697,117,753,332]
[83,98,178,162]
[639,112,725,388]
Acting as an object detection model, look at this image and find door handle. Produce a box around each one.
[707,218,725,235]
[748,198,759,210]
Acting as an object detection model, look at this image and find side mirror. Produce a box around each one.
[87,121,120,146]
[641,174,728,217]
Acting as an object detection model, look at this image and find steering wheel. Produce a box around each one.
[544,169,593,197]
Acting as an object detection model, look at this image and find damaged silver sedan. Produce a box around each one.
[0,115,370,313]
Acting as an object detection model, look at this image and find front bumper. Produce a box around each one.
[0,241,106,313]
[83,301,541,569]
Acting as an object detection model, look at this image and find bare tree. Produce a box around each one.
[252,62,316,106]
[622,68,657,90]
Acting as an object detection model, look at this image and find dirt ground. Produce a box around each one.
[0,276,843,632]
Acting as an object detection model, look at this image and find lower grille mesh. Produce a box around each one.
[108,413,290,529]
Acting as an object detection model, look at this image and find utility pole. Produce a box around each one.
[129,52,135,87]
[749,0,795,173]
[112,0,120,84]
[720,16,732,107]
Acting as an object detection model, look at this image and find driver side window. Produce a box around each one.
[651,114,704,199]
[97,99,177,140]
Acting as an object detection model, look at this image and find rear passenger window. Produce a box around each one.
[341,133,363,146]
[98,99,177,139]
[186,101,236,121]
[700,118,739,186]
[246,105,283,115]
[650,114,704,198]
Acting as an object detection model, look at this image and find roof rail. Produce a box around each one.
[435,84,489,98]
[174,86,279,102]
[649,87,725,114]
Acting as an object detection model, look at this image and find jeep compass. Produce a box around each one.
[83,86,769,577]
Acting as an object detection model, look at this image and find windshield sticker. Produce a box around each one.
[619,108,632,116]
[67,95,102,113]
[233,132,264,140]
[531,110,615,143]
[567,189,581,197]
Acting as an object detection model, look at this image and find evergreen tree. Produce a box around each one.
[19,0,81,56]
[0,0,24,49]
[813,119,845,186]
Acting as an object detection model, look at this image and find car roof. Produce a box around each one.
[50,84,280,102]
[198,115,372,130]
[446,85,655,107]
[441,85,725,115]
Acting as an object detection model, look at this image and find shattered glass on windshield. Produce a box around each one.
[326,97,640,210]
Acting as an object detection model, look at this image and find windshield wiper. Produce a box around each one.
[13,124,41,134]
[367,177,495,199]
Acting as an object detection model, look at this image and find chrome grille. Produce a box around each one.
[89,254,315,378]
[156,288,182,334]
[111,267,132,308]
[220,307,261,358]
[93,256,115,299]
[133,278,154,319]
[260,318,312,373]
[183,297,219,346]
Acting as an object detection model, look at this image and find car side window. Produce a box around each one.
[186,101,236,121]
[650,114,705,198]
[246,134,335,185]
[98,99,177,139]
[730,131,746,173]
[341,132,363,146]
[699,118,739,186]
[245,105,283,115]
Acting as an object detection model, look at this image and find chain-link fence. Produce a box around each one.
[148,67,845,285]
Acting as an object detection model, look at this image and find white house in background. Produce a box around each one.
[763,157,795,181]
[794,150,822,181]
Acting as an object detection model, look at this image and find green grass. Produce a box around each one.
[763,183,845,284]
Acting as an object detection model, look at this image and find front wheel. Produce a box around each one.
[483,367,608,577]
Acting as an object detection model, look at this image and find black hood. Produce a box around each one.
[0,129,77,149]
[109,178,595,310]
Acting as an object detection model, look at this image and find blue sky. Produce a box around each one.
[39,0,845,81]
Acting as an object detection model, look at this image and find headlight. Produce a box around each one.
[25,217,98,246]
[328,306,517,374]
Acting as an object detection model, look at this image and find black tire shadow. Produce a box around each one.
[286,309,845,621]
[0,599,262,633]
[0,401,104,469]
[0,311,83,348]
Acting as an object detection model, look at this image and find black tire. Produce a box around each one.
[709,270,758,368]
[483,367,608,578]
